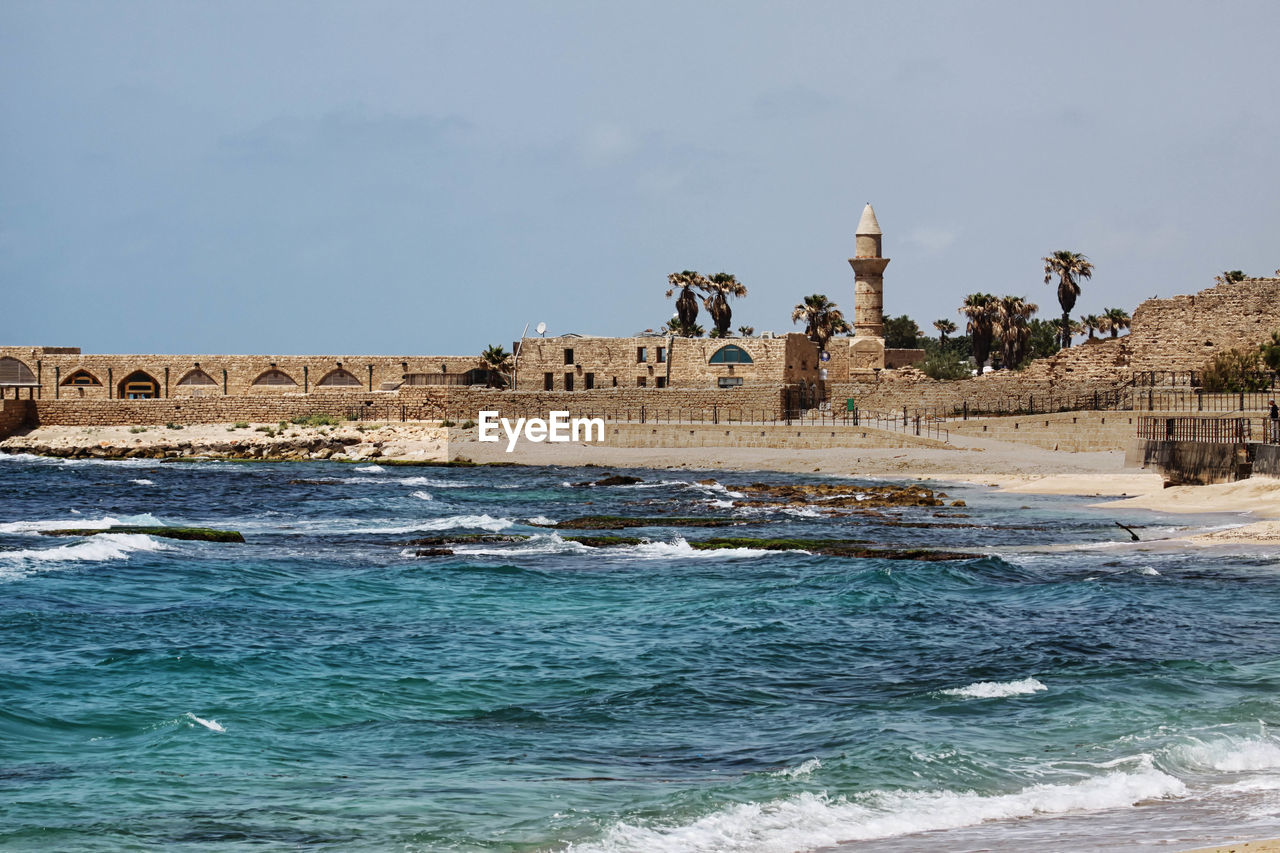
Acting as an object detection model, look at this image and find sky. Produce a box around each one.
[2,0,1277,355]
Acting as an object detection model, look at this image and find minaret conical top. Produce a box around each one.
[856,203,882,236]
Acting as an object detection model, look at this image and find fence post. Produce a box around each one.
[640,405,645,424]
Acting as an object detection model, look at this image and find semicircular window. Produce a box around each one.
[0,356,37,384]
[316,368,362,387]
[177,369,218,387]
[60,369,102,387]
[253,369,297,387]
[708,345,753,364]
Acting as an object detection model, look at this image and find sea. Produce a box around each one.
[2,452,1278,852]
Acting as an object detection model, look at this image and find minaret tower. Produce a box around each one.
[848,202,889,339]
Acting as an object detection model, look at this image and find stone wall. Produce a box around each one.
[31,393,393,427]
[591,422,946,450]
[422,384,791,423]
[948,411,1138,452]
[0,399,34,439]
[511,334,820,390]
[1126,276,1280,372]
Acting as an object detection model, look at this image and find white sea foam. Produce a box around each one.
[185,712,226,733]
[355,464,385,473]
[707,499,735,510]
[567,768,1185,852]
[1136,566,1161,576]
[1171,735,1280,774]
[624,538,782,561]
[771,758,821,778]
[351,514,518,534]
[130,478,156,486]
[410,491,433,501]
[0,514,166,535]
[526,516,558,526]
[940,677,1047,699]
[782,506,825,519]
[0,534,172,581]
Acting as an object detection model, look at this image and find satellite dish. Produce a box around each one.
[536,322,547,337]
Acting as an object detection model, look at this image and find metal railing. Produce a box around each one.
[1137,416,1253,444]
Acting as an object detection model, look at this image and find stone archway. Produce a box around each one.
[119,370,160,399]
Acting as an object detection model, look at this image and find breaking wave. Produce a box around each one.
[0,513,166,535]
[939,677,1047,699]
[0,534,172,581]
[567,767,1185,852]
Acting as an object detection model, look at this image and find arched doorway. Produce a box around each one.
[119,370,160,399]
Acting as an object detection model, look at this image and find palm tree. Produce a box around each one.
[1102,307,1131,338]
[662,317,704,337]
[737,325,755,337]
[1043,250,1094,349]
[997,296,1037,369]
[959,293,998,371]
[1215,270,1246,284]
[791,294,850,352]
[665,270,709,331]
[1080,314,1101,339]
[480,345,512,388]
[701,272,747,338]
[933,319,957,344]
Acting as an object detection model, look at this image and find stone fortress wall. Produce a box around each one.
[1125,276,1280,372]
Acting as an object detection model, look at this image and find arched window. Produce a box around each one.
[0,356,36,385]
[708,345,754,364]
[119,370,160,400]
[177,369,218,387]
[316,368,361,387]
[60,369,102,387]
[252,369,297,387]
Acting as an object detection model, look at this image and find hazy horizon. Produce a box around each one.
[3,1,1277,356]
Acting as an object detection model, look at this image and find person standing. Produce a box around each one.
[1270,399,1279,443]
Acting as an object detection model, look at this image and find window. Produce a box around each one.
[584,372,595,390]
[544,372,554,391]
[611,377,618,387]
[61,369,101,387]
[636,376,647,387]
[176,369,217,387]
[657,347,666,363]
[718,376,744,388]
[564,372,574,391]
[655,376,666,388]
[317,368,362,387]
[636,346,647,363]
[563,348,574,365]
[253,369,297,386]
[708,345,753,364]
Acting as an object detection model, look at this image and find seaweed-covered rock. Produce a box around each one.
[40,526,245,543]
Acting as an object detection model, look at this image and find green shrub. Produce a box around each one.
[232,422,250,430]
[440,419,456,427]
[165,422,183,430]
[128,426,148,434]
[290,414,342,427]
[254,425,271,433]
[917,353,972,381]
[1201,348,1270,392]
[460,419,477,430]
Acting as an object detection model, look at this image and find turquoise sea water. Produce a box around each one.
[2,453,1279,851]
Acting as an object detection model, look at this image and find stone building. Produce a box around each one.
[0,348,486,401]
[510,333,821,393]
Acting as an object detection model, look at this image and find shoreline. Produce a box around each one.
[5,421,1280,544]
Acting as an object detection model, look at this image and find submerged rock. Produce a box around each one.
[573,474,643,487]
